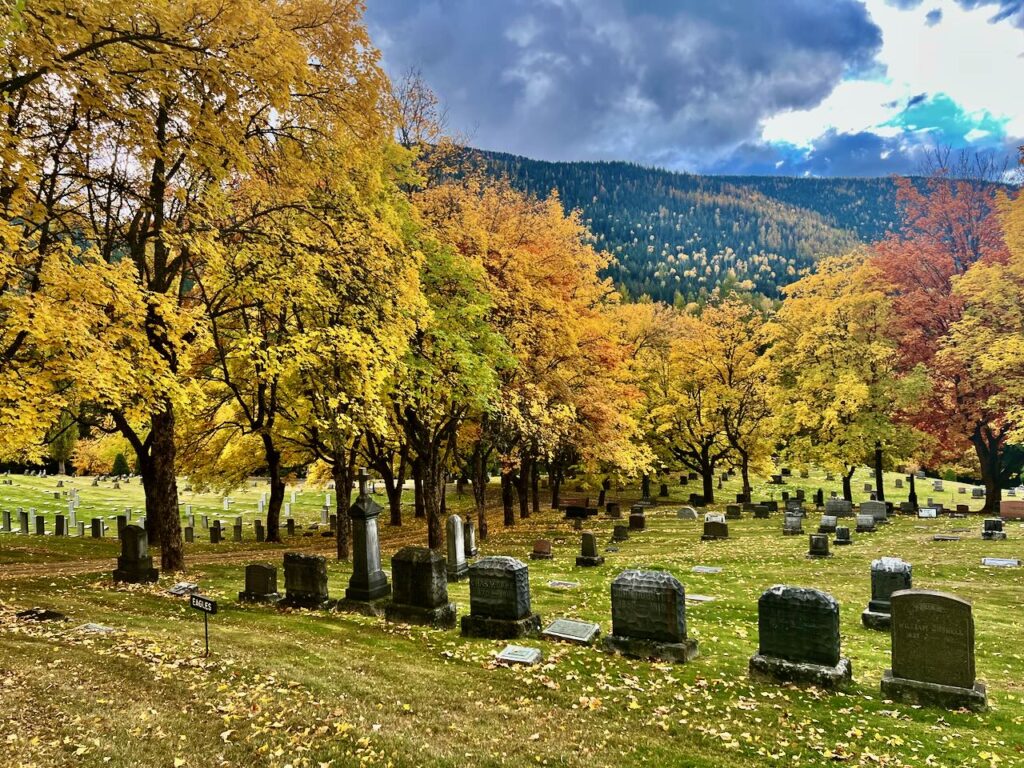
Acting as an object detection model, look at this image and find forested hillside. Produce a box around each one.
[479,151,908,303]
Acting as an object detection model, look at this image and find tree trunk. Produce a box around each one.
[842,465,855,502]
[701,463,715,505]
[501,469,516,526]
[262,434,284,543]
[142,406,183,572]
[418,454,444,549]
[740,451,751,503]
[517,456,530,519]
[874,443,885,502]
[908,472,918,510]
[531,462,540,515]
[641,474,651,501]
[550,466,562,510]
[333,460,350,560]
[58,459,66,475]
[471,442,488,540]
[412,457,425,519]
[972,425,1003,516]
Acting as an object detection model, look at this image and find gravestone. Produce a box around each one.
[834,526,853,546]
[629,509,646,532]
[917,507,937,519]
[814,489,825,509]
[862,557,911,630]
[575,531,604,567]
[981,518,1006,541]
[895,479,904,489]
[232,521,243,542]
[701,519,728,541]
[343,470,391,607]
[19,510,29,534]
[605,502,621,519]
[530,539,553,560]
[972,487,985,499]
[881,590,986,711]
[76,521,85,537]
[932,480,944,492]
[286,518,296,536]
[612,525,630,543]
[981,557,1020,567]
[280,553,330,609]
[54,514,66,537]
[855,514,876,533]
[783,514,803,536]
[863,483,873,493]
[688,493,706,507]
[752,504,770,519]
[461,556,540,639]
[184,526,194,543]
[464,518,478,557]
[818,515,838,534]
[445,515,468,582]
[825,498,853,517]
[725,504,742,520]
[749,585,851,688]
[807,533,831,558]
[800,469,809,479]
[1,510,10,532]
[34,515,45,536]
[239,564,281,604]
[771,474,783,485]
[254,519,265,542]
[495,645,542,666]
[956,504,970,515]
[210,523,222,544]
[677,506,698,520]
[542,618,601,646]
[602,570,698,663]
[386,547,456,628]
[659,483,669,498]
[112,525,159,583]
[861,500,888,524]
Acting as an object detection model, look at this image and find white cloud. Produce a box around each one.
[761,0,1024,145]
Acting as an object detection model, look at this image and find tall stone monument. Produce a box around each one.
[342,469,391,610]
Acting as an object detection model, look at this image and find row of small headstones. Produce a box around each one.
[239,550,986,712]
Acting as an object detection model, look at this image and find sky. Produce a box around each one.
[365,0,1024,177]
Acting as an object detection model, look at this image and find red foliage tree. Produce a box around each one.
[872,156,1010,513]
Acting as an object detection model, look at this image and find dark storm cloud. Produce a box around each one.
[365,0,883,169]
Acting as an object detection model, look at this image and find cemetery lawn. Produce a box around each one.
[1,470,1023,767]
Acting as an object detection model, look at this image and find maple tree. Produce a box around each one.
[767,251,922,500]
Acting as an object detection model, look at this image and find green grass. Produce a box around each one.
[0,469,1022,767]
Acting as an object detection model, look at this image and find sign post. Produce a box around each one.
[189,594,218,657]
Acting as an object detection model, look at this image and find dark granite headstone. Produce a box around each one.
[629,510,646,531]
[818,515,838,534]
[862,557,911,630]
[612,525,630,542]
[386,547,456,628]
[861,500,888,524]
[280,552,330,608]
[701,520,728,541]
[981,518,1006,541]
[463,517,478,557]
[34,515,45,535]
[783,514,803,536]
[461,556,540,638]
[881,590,986,710]
[855,514,876,533]
[725,504,742,520]
[749,585,850,688]
[605,502,621,519]
[112,525,159,583]
[601,570,699,663]
[255,519,265,542]
[659,483,669,498]
[184,526,194,543]
[834,526,853,546]
[575,531,604,567]
[239,564,281,603]
[210,523,222,544]
[825,498,853,517]
[807,533,831,558]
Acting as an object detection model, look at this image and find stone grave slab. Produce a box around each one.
[495,645,542,666]
[542,618,601,646]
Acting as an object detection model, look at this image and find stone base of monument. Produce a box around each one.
[238,590,281,604]
[112,563,159,584]
[881,670,987,711]
[278,596,335,610]
[447,564,469,582]
[385,601,457,629]
[782,529,803,536]
[460,612,542,639]
[981,531,1007,541]
[860,608,891,630]
[700,533,727,541]
[530,552,553,560]
[806,552,833,559]
[575,555,605,567]
[336,595,391,617]
[601,634,699,664]
[834,539,853,546]
[748,654,852,689]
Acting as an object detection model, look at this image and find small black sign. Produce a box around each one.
[190,595,218,614]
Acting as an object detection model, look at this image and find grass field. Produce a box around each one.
[0,468,1022,767]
